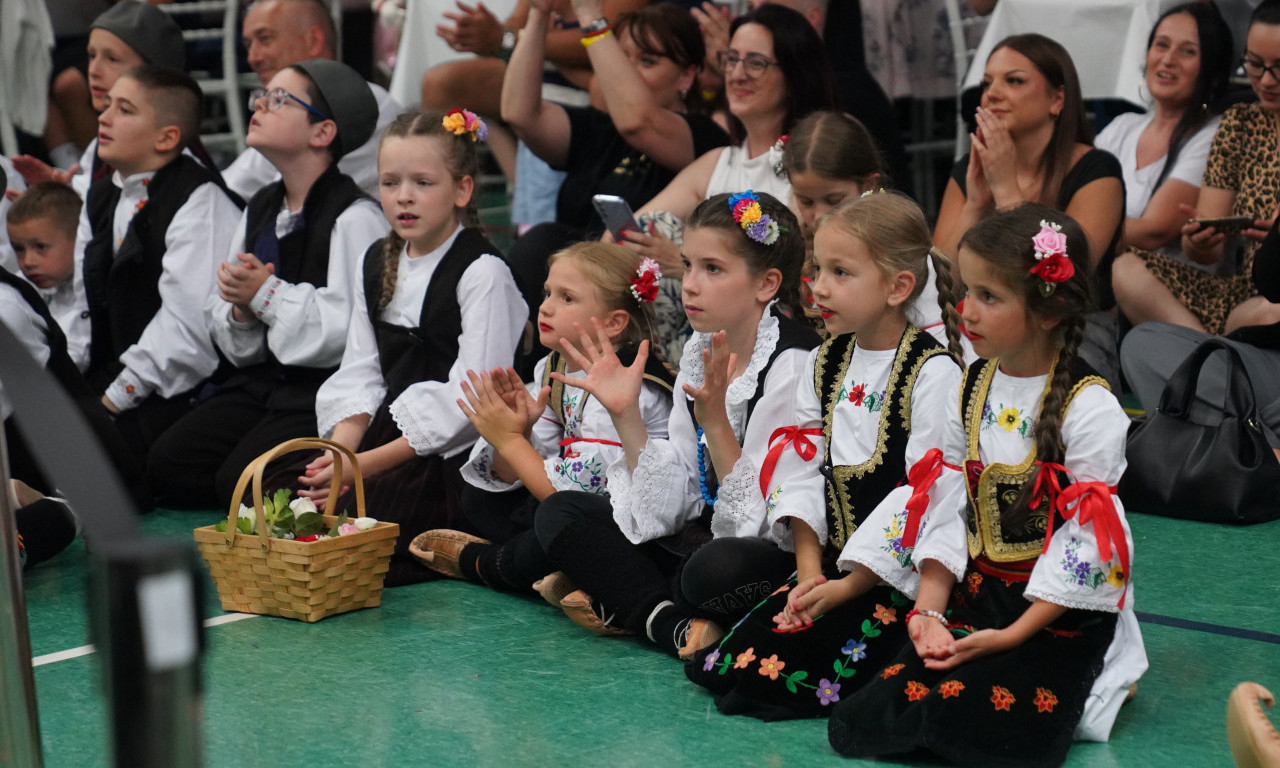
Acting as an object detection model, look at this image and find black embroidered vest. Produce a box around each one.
[959,356,1109,565]
[816,327,954,551]
[82,155,241,389]
[361,228,511,407]
[231,166,370,391]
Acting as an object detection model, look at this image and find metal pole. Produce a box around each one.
[0,427,45,768]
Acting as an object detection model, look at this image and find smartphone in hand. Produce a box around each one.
[1187,216,1257,237]
[592,194,641,242]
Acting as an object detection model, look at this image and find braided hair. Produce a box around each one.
[686,191,806,319]
[817,191,965,363]
[374,110,482,313]
[959,204,1096,529]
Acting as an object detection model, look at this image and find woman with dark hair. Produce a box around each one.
[501,0,730,346]
[1124,0,1280,335]
[1107,2,1236,326]
[933,33,1124,270]
[619,4,837,275]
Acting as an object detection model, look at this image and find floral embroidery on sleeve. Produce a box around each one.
[1060,537,1122,590]
[553,450,606,492]
[880,509,915,567]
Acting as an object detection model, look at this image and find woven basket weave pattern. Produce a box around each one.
[193,437,399,623]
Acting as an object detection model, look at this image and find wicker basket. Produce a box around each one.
[193,437,399,622]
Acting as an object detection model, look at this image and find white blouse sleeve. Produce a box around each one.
[764,346,826,550]
[314,247,385,437]
[105,183,241,410]
[461,356,561,492]
[711,347,812,541]
[837,355,966,597]
[549,378,672,494]
[388,254,527,458]
[1026,384,1133,613]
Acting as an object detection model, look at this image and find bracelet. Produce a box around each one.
[579,16,610,36]
[580,29,611,48]
[905,608,948,626]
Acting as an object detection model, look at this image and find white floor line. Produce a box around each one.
[31,613,259,667]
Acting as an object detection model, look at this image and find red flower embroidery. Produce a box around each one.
[939,680,965,699]
[967,572,983,594]
[1033,687,1058,713]
[873,604,897,624]
[881,664,905,679]
[991,686,1015,711]
[848,383,866,405]
[905,681,929,701]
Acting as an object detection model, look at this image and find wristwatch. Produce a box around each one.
[579,17,610,36]
[498,28,518,62]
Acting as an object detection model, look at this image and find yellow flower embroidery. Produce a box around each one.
[1106,565,1125,588]
[997,407,1021,431]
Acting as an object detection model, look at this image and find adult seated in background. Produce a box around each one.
[692,0,909,193]
[1131,1,1280,336]
[931,33,1124,383]
[502,0,729,324]
[1107,2,1235,328]
[226,0,400,199]
[420,0,647,181]
[1122,218,1280,463]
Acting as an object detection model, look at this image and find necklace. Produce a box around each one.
[696,424,718,506]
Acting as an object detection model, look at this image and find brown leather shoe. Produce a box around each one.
[558,589,629,636]
[1228,682,1280,768]
[532,571,578,608]
[677,618,724,660]
[408,529,489,579]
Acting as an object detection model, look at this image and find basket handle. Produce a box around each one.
[223,437,367,549]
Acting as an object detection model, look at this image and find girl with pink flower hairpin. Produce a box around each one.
[408,243,675,598]
[829,204,1146,766]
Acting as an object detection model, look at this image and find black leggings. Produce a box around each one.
[678,536,796,623]
[458,484,552,592]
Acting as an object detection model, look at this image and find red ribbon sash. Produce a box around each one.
[901,448,961,548]
[759,426,823,499]
[1055,481,1130,608]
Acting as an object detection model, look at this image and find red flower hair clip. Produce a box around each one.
[631,257,661,303]
[1029,220,1074,296]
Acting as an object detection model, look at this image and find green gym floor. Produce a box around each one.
[19,508,1280,767]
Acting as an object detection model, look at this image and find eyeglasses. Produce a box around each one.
[1241,55,1280,82]
[716,50,779,78]
[247,87,331,120]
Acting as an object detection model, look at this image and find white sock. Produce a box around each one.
[645,600,675,643]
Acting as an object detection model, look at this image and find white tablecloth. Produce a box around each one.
[388,0,520,108]
[962,0,1257,106]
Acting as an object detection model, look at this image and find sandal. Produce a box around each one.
[408,529,489,579]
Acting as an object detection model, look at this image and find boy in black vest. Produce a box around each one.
[147,59,388,507]
[80,65,244,458]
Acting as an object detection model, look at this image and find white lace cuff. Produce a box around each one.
[679,301,780,409]
[389,397,439,455]
[709,452,766,539]
[317,394,382,439]
[606,439,687,545]
[460,442,519,491]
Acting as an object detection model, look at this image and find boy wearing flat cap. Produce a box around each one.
[147,59,389,507]
[80,64,244,462]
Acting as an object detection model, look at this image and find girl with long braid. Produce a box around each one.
[302,110,527,586]
[828,205,1146,766]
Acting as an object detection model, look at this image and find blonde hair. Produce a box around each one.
[548,242,656,351]
[374,110,480,312]
[817,191,964,362]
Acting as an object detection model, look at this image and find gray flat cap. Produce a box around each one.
[290,58,378,158]
[91,2,187,71]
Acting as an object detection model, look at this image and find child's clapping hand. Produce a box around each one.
[458,368,550,450]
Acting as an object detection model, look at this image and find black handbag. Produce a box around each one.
[1119,338,1280,524]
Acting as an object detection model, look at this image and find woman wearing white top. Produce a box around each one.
[1106,2,1236,326]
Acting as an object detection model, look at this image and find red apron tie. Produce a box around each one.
[1032,461,1071,553]
[558,436,623,449]
[1055,481,1130,608]
[901,448,961,548]
[759,426,823,499]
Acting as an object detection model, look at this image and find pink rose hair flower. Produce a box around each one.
[1030,219,1074,296]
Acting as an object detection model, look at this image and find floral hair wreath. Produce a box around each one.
[443,108,487,142]
[729,190,785,246]
[1030,220,1075,296]
[631,257,661,303]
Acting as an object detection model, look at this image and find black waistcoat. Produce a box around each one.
[82,155,240,389]
[817,327,954,552]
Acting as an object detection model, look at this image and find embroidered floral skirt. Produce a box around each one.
[684,578,911,721]
[827,564,1117,768]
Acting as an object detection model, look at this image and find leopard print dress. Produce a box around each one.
[1141,102,1280,334]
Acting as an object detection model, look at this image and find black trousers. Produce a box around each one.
[458,484,553,592]
[146,384,318,508]
[678,535,796,623]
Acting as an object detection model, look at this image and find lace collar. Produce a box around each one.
[679,301,781,408]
